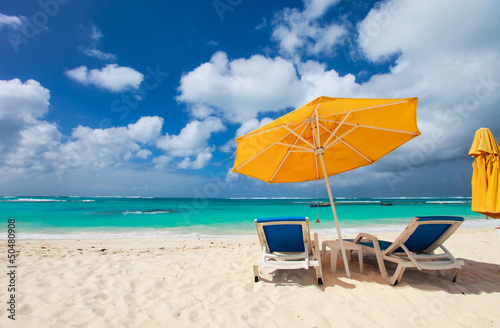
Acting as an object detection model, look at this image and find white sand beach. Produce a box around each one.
[1,228,499,327]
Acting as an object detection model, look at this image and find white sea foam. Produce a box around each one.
[425,201,468,204]
[122,210,174,215]
[9,198,67,202]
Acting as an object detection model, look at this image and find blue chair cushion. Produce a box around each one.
[401,216,463,253]
[349,216,464,254]
[256,217,307,253]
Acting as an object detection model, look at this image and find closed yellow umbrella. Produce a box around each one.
[469,128,500,219]
[233,96,420,278]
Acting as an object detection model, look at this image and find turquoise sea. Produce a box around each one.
[0,196,496,239]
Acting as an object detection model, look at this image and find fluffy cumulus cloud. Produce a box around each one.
[0,79,52,158]
[0,78,50,121]
[65,64,144,92]
[48,116,163,171]
[177,51,361,124]
[157,117,226,169]
[177,51,302,123]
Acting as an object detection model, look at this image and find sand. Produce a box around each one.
[1,228,499,327]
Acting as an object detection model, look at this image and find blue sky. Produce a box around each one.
[0,0,499,198]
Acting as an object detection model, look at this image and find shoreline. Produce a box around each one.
[4,218,499,240]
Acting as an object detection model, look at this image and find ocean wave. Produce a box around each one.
[1,198,96,203]
[426,201,468,204]
[122,210,179,215]
[6,198,68,202]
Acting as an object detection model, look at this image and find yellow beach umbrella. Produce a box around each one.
[232,96,420,278]
[469,128,500,219]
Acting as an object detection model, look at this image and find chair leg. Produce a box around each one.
[321,244,326,266]
[388,264,406,286]
[331,249,338,273]
[315,265,323,285]
[358,249,364,274]
[253,261,260,282]
[450,268,461,282]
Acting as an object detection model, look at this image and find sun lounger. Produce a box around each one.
[253,217,323,284]
[352,216,465,285]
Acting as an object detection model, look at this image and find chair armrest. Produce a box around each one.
[436,243,459,264]
[354,233,379,244]
[354,233,387,255]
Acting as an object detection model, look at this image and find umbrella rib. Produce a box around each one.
[324,121,418,135]
[234,121,309,172]
[275,142,313,152]
[321,123,358,150]
[283,125,315,149]
[233,142,276,171]
[321,112,351,148]
[317,100,411,118]
[320,123,358,149]
[340,138,373,164]
[270,123,311,183]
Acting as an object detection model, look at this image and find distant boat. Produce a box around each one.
[380,202,393,206]
[310,203,331,207]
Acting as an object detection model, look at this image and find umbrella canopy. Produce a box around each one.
[233,96,420,278]
[469,127,500,219]
[233,97,420,183]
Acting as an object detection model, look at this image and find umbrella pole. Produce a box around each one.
[319,155,352,279]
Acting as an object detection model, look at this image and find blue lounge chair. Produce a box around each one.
[352,216,465,285]
[253,217,323,284]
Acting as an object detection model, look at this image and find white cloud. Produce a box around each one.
[52,116,163,169]
[0,12,22,29]
[0,79,50,121]
[355,0,500,157]
[271,0,345,57]
[177,51,361,124]
[357,0,500,63]
[65,64,144,92]
[78,47,117,61]
[88,22,103,42]
[0,79,164,177]
[235,118,274,138]
[77,23,117,61]
[296,60,358,104]
[176,148,214,169]
[0,79,52,160]
[157,118,226,166]
[177,51,302,123]
[303,0,340,19]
